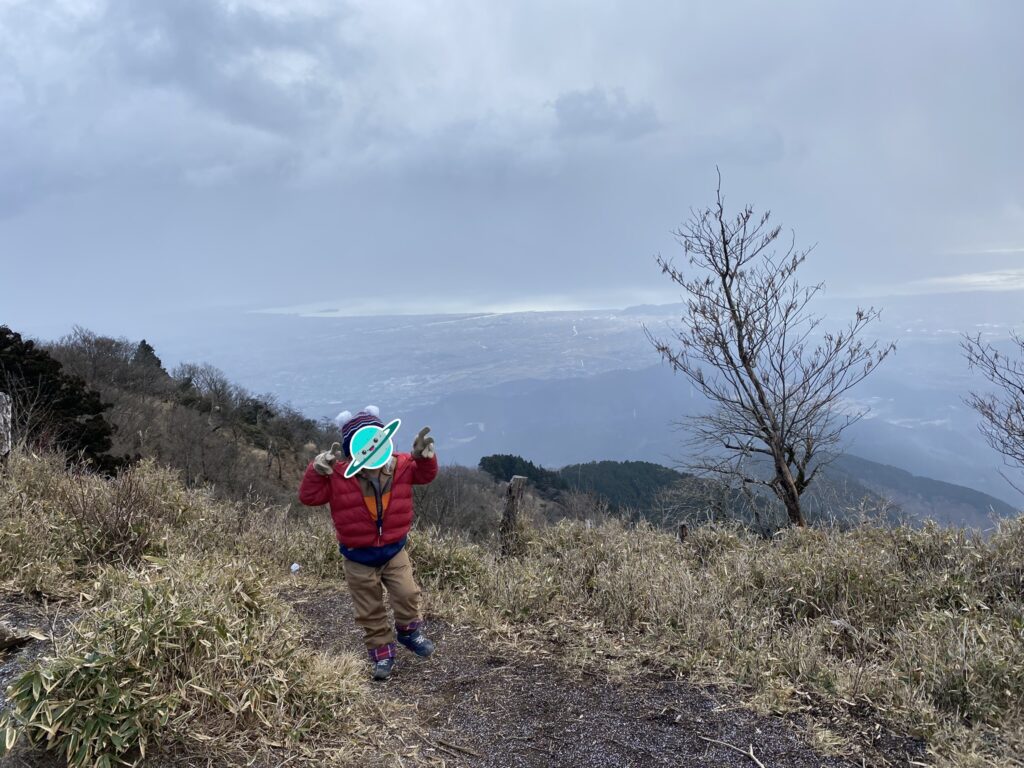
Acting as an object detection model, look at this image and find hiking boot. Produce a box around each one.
[371,656,395,680]
[397,626,435,658]
[368,643,396,681]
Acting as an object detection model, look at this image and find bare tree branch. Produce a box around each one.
[645,174,895,526]
[963,331,1024,494]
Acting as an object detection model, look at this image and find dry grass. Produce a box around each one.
[0,451,345,597]
[0,453,210,595]
[0,452,411,767]
[407,519,1024,767]
[3,450,1023,766]
[1,560,396,767]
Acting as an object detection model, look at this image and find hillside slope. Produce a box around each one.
[493,451,1015,530]
[0,452,868,768]
[3,452,1022,765]
[828,454,1017,528]
[398,361,1019,508]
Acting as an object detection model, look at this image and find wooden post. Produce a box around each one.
[678,523,689,543]
[0,391,11,466]
[499,475,528,557]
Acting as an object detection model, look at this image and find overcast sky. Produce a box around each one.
[2,0,1022,339]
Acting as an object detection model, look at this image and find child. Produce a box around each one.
[298,406,438,680]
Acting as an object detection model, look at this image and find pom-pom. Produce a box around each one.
[334,410,352,426]
[365,405,380,417]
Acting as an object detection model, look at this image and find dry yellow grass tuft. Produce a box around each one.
[0,452,409,767]
[408,519,1024,767]
[1,560,390,767]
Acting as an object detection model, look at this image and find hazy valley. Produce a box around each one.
[141,291,1024,518]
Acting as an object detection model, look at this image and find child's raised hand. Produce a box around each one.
[313,442,343,476]
[412,427,435,459]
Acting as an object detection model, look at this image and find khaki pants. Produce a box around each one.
[342,548,422,649]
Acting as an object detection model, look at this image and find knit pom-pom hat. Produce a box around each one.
[335,405,384,458]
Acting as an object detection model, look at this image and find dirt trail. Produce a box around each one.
[2,589,921,767]
[283,585,862,768]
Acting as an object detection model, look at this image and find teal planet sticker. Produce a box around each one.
[344,418,401,478]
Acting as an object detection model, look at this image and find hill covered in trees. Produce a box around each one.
[1,324,332,503]
[478,453,568,496]
[479,451,1017,532]
[559,459,685,509]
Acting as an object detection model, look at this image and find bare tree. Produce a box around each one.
[963,330,1024,494]
[645,177,895,527]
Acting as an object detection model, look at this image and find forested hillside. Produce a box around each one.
[559,460,682,509]
[4,323,1013,536]
[2,325,331,503]
[480,452,1016,533]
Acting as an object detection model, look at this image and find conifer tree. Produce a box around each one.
[0,325,120,471]
[132,339,165,373]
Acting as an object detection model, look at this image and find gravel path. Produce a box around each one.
[282,585,863,768]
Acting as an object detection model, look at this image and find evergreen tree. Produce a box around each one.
[130,338,170,393]
[132,339,165,372]
[0,325,120,471]
[478,453,567,497]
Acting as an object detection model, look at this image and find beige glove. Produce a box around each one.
[313,442,343,476]
[411,426,435,459]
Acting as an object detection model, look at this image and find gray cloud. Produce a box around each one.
[1,0,1023,335]
[105,0,356,136]
[554,87,659,141]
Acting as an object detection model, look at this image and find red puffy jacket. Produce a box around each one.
[298,453,438,548]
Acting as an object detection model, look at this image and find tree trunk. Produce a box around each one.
[782,490,805,527]
[772,450,806,527]
[499,475,528,557]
